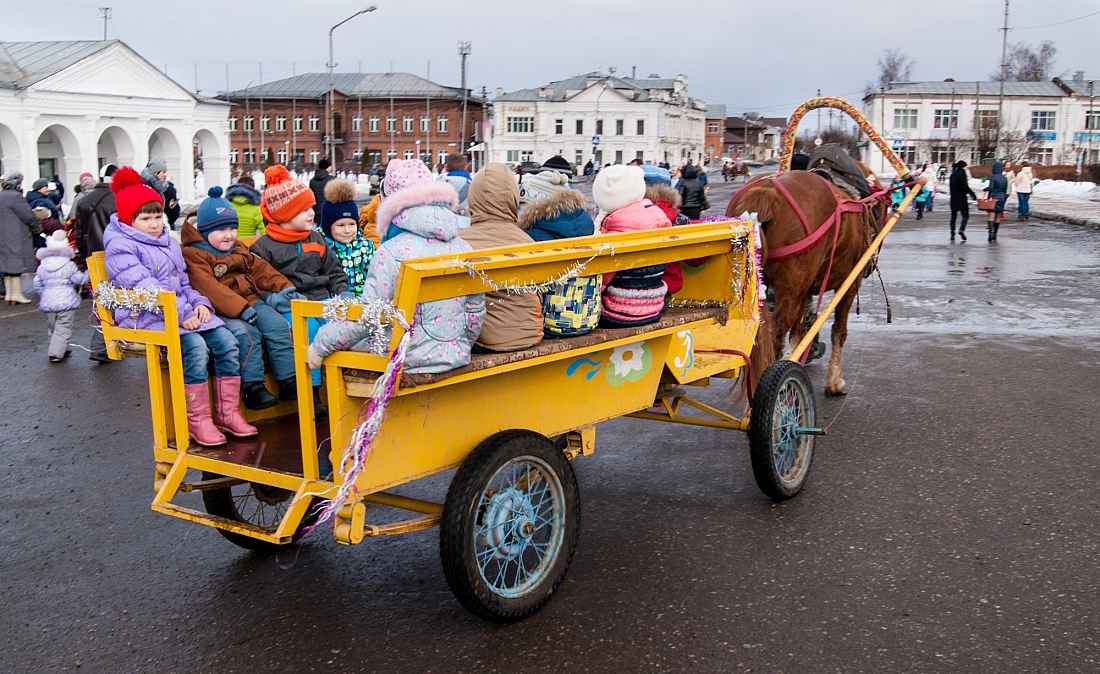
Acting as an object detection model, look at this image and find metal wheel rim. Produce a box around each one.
[771,376,813,485]
[474,455,565,599]
[230,483,293,532]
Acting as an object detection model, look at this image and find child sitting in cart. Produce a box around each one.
[307,159,485,374]
[319,179,375,296]
[181,187,302,411]
[102,167,256,447]
[250,165,352,415]
[593,165,673,328]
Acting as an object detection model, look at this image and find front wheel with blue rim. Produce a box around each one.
[440,430,581,623]
[748,360,816,500]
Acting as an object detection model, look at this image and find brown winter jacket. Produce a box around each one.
[180,222,294,318]
[461,163,542,352]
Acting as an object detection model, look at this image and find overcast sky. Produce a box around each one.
[4,0,1099,118]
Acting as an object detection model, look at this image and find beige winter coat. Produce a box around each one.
[461,163,543,352]
[1013,166,1034,194]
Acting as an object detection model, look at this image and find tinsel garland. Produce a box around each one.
[749,213,766,321]
[321,296,406,355]
[93,282,163,314]
[303,297,413,535]
[447,242,616,294]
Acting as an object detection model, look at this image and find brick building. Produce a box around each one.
[218,72,482,172]
[704,104,726,163]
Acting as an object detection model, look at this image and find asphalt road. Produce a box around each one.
[4,203,1100,672]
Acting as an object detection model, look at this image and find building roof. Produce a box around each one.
[706,103,727,120]
[220,72,471,100]
[1055,77,1099,96]
[758,117,788,129]
[872,80,1067,98]
[0,40,116,89]
[496,71,696,106]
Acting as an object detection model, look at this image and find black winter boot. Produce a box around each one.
[278,377,298,401]
[242,381,279,410]
[312,385,328,420]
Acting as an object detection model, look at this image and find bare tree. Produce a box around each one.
[991,40,1057,82]
[865,48,915,96]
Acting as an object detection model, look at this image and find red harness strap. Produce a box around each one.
[766,173,863,261]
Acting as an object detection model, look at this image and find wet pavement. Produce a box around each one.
[3,205,1100,672]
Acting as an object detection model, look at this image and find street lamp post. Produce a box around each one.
[328,5,378,163]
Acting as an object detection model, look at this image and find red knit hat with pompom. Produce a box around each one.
[111,166,163,226]
[261,165,315,224]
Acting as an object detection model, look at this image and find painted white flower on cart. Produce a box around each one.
[606,342,652,386]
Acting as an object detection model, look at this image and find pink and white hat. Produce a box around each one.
[382,159,434,196]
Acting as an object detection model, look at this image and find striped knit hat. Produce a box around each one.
[261,165,315,224]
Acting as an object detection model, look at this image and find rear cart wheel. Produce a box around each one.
[440,431,581,623]
[201,471,319,553]
[748,361,817,500]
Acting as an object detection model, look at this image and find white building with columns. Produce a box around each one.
[0,40,230,206]
[488,71,707,169]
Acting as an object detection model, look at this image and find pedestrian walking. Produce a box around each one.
[308,158,334,218]
[34,231,89,362]
[948,161,977,241]
[984,161,1009,241]
[163,180,180,229]
[1014,161,1033,221]
[677,164,708,220]
[140,158,168,197]
[73,164,118,362]
[440,153,472,216]
[225,175,265,237]
[0,170,39,303]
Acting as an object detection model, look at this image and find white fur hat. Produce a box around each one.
[592,165,645,217]
[37,230,74,260]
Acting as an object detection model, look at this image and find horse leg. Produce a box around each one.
[771,291,805,358]
[824,288,857,396]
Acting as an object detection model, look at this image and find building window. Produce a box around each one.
[438,150,448,165]
[975,110,998,130]
[275,115,286,132]
[387,115,397,132]
[243,149,256,163]
[555,119,563,134]
[277,148,287,164]
[636,151,644,162]
[932,109,958,129]
[420,115,430,133]
[228,116,238,132]
[1031,110,1056,131]
[1028,147,1054,165]
[575,119,584,135]
[438,115,448,133]
[229,148,239,164]
[244,115,254,132]
[369,115,380,132]
[930,146,950,164]
[352,116,362,132]
[292,150,305,164]
[637,120,645,135]
[595,119,604,135]
[1086,112,1100,130]
[309,149,320,164]
[308,115,320,132]
[575,149,583,165]
[386,149,397,160]
[615,150,623,164]
[404,149,415,160]
[615,120,624,135]
[403,115,414,133]
[506,116,534,133]
[293,115,303,132]
[897,144,917,165]
[707,121,719,134]
[260,115,270,132]
[893,109,917,129]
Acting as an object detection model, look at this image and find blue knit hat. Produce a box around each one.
[318,179,360,239]
[641,165,671,186]
[196,186,239,237]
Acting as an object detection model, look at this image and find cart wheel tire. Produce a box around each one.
[201,471,320,553]
[748,360,816,500]
[440,430,581,623]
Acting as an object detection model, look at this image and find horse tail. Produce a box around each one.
[726,177,783,230]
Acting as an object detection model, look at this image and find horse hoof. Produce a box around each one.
[825,386,849,397]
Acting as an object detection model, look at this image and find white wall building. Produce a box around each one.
[488,71,707,169]
[862,76,1100,174]
[0,40,230,205]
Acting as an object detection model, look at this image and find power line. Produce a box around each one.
[1014,8,1100,30]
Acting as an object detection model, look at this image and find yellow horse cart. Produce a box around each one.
[89,217,824,622]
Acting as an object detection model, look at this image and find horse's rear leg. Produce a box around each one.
[824,288,858,396]
[771,292,805,358]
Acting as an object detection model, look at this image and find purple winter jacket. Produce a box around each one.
[102,215,223,334]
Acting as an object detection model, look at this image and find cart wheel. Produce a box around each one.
[440,430,581,623]
[748,361,817,500]
[201,472,320,553]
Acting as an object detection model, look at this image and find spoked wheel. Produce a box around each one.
[201,471,319,552]
[440,430,581,623]
[748,360,817,500]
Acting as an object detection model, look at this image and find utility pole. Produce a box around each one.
[98,7,112,40]
[291,62,296,166]
[995,0,1010,160]
[426,61,431,166]
[259,62,264,164]
[457,41,472,155]
[1089,80,1095,166]
[946,88,956,164]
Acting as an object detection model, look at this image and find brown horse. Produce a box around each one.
[727,164,752,182]
[728,166,883,396]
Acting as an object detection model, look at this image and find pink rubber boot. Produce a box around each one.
[212,376,258,438]
[184,383,227,447]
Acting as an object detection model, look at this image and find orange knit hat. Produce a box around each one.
[261,165,316,224]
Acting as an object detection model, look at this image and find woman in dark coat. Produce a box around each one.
[677,165,708,220]
[984,162,1009,242]
[0,172,40,303]
[948,161,977,241]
